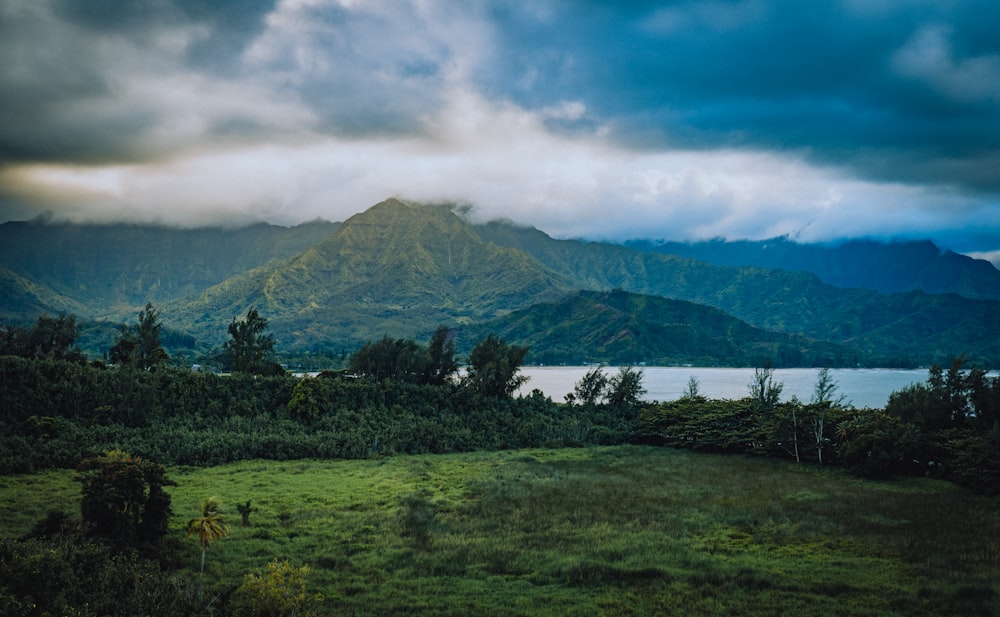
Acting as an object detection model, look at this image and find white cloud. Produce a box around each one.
[9,85,994,253]
[892,25,1000,102]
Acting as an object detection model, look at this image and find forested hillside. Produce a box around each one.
[164,200,572,354]
[459,289,859,367]
[625,236,1000,301]
[476,218,1000,367]
[3,199,999,367]
[0,218,339,320]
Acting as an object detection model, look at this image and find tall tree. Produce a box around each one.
[749,362,783,416]
[607,366,646,409]
[423,326,458,386]
[349,335,425,383]
[464,334,529,398]
[75,449,175,550]
[683,375,701,400]
[224,307,278,375]
[110,303,168,371]
[811,367,847,464]
[186,496,229,600]
[569,366,609,406]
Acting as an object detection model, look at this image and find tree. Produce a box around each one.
[749,362,783,416]
[683,375,701,400]
[568,366,609,406]
[110,303,168,371]
[464,334,529,398]
[237,500,256,526]
[765,397,804,463]
[75,449,175,551]
[349,335,426,383]
[186,496,229,599]
[348,328,457,385]
[423,326,459,386]
[837,410,920,477]
[224,307,279,375]
[886,357,974,433]
[1,313,83,361]
[607,366,646,409]
[810,367,847,464]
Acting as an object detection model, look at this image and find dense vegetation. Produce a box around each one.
[638,362,1000,494]
[0,218,339,320]
[3,304,1000,614]
[461,289,860,367]
[3,309,998,493]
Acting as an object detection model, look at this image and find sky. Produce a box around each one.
[1,0,999,263]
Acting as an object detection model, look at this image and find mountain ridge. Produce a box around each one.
[0,218,340,320]
[163,199,572,351]
[3,199,999,367]
[624,236,1000,301]
[457,289,859,367]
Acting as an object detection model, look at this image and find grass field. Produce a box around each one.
[2,445,998,616]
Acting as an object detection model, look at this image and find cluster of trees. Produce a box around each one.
[349,329,539,399]
[0,313,84,362]
[2,305,280,375]
[348,326,459,385]
[1,448,323,616]
[639,363,1000,493]
[882,356,1000,492]
[0,319,646,473]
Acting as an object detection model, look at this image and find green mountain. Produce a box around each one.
[625,236,1000,301]
[3,199,999,367]
[0,218,339,320]
[457,289,859,367]
[475,220,1000,366]
[166,199,572,352]
[0,264,90,320]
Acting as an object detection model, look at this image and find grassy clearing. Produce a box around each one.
[2,446,998,616]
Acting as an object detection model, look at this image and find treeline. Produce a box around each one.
[3,308,999,494]
[638,362,1000,494]
[0,346,642,476]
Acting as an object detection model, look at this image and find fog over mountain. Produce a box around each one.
[3,199,998,367]
[1,1,998,264]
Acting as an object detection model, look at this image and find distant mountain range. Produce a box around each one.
[0,218,338,319]
[2,198,998,367]
[625,236,1000,301]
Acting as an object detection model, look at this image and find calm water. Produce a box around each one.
[518,366,932,409]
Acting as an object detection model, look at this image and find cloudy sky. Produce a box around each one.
[2,0,999,261]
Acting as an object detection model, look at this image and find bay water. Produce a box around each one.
[518,366,932,409]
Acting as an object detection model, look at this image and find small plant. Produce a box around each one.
[237,500,255,526]
[397,491,438,550]
[276,501,295,527]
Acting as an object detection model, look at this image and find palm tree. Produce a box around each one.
[186,496,229,599]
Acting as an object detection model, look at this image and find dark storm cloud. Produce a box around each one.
[479,0,1000,192]
[0,0,288,166]
[0,0,997,259]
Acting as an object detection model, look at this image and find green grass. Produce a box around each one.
[2,446,999,616]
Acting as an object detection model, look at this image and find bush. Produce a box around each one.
[228,559,322,617]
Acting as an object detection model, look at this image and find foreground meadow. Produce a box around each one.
[2,445,998,616]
